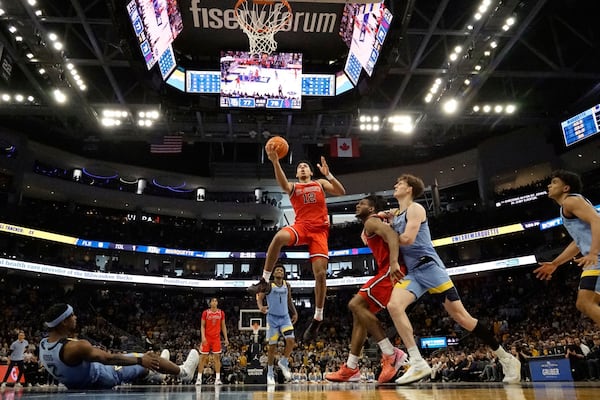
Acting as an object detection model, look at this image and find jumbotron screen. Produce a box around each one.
[126,0,183,70]
[219,51,302,109]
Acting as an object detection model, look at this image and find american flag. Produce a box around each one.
[150,135,183,154]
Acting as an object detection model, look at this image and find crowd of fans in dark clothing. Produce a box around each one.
[1,170,600,386]
[1,261,599,386]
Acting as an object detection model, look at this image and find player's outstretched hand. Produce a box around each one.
[266,143,279,162]
[533,262,558,280]
[316,156,329,176]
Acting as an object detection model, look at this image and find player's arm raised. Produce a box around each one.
[316,156,346,195]
[267,144,293,193]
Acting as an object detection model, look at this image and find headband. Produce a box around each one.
[46,305,73,328]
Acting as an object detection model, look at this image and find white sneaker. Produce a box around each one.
[14,382,22,388]
[394,359,432,385]
[278,359,292,381]
[214,378,223,385]
[0,382,6,389]
[267,374,276,385]
[179,349,200,382]
[195,377,202,386]
[499,354,521,384]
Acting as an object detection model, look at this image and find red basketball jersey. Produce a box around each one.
[364,215,406,274]
[202,309,225,339]
[289,181,329,230]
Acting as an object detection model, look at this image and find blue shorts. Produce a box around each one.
[266,313,295,345]
[579,268,600,292]
[393,259,460,302]
[89,354,146,389]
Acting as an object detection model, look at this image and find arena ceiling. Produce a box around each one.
[0,0,599,178]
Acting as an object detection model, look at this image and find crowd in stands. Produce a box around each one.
[1,169,600,386]
[1,262,599,386]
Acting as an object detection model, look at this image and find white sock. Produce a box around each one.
[196,373,202,382]
[216,372,220,380]
[407,346,423,362]
[314,308,324,321]
[347,353,359,369]
[378,338,395,356]
[262,270,272,281]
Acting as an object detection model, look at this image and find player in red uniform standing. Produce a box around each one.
[195,297,229,385]
[249,143,346,341]
[325,195,408,383]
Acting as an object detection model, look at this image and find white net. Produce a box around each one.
[234,0,292,56]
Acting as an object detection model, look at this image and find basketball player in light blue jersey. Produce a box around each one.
[256,264,298,385]
[535,170,600,327]
[385,174,521,385]
[39,303,199,389]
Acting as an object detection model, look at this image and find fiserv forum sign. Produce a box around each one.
[178,0,346,60]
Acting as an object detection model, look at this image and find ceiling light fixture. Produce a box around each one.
[53,89,67,104]
[442,98,459,114]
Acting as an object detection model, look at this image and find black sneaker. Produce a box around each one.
[247,278,270,295]
[302,319,322,341]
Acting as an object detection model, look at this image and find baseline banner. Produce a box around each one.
[529,357,573,382]
[0,365,25,383]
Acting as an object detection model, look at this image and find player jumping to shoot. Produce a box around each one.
[248,142,346,342]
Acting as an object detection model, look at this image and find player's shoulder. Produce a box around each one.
[407,202,426,214]
[563,193,591,209]
[364,214,384,227]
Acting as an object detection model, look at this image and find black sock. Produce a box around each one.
[471,320,500,350]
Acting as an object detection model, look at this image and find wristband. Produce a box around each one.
[326,173,334,180]
[136,357,143,365]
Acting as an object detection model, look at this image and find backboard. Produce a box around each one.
[239,309,267,331]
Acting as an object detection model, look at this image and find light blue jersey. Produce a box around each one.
[562,194,600,268]
[39,337,145,389]
[266,281,290,316]
[390,209,459,301]
[390,210,444,271]
[265,281,294,344]
[560,194,600,292]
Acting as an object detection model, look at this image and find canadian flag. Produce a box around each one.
[330,137,360,158]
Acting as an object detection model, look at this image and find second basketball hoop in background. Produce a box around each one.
[265,136,289,159]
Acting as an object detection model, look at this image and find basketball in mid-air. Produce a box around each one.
[265,136,289,159]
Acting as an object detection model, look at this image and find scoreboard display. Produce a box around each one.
[301,74,335,96]
[157,45,176,79]
[186,71,221,93]
[561,104,600,146]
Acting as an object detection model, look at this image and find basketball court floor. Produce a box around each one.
[0,382,598,400]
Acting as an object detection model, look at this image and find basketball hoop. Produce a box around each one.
[234,0,292,56]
